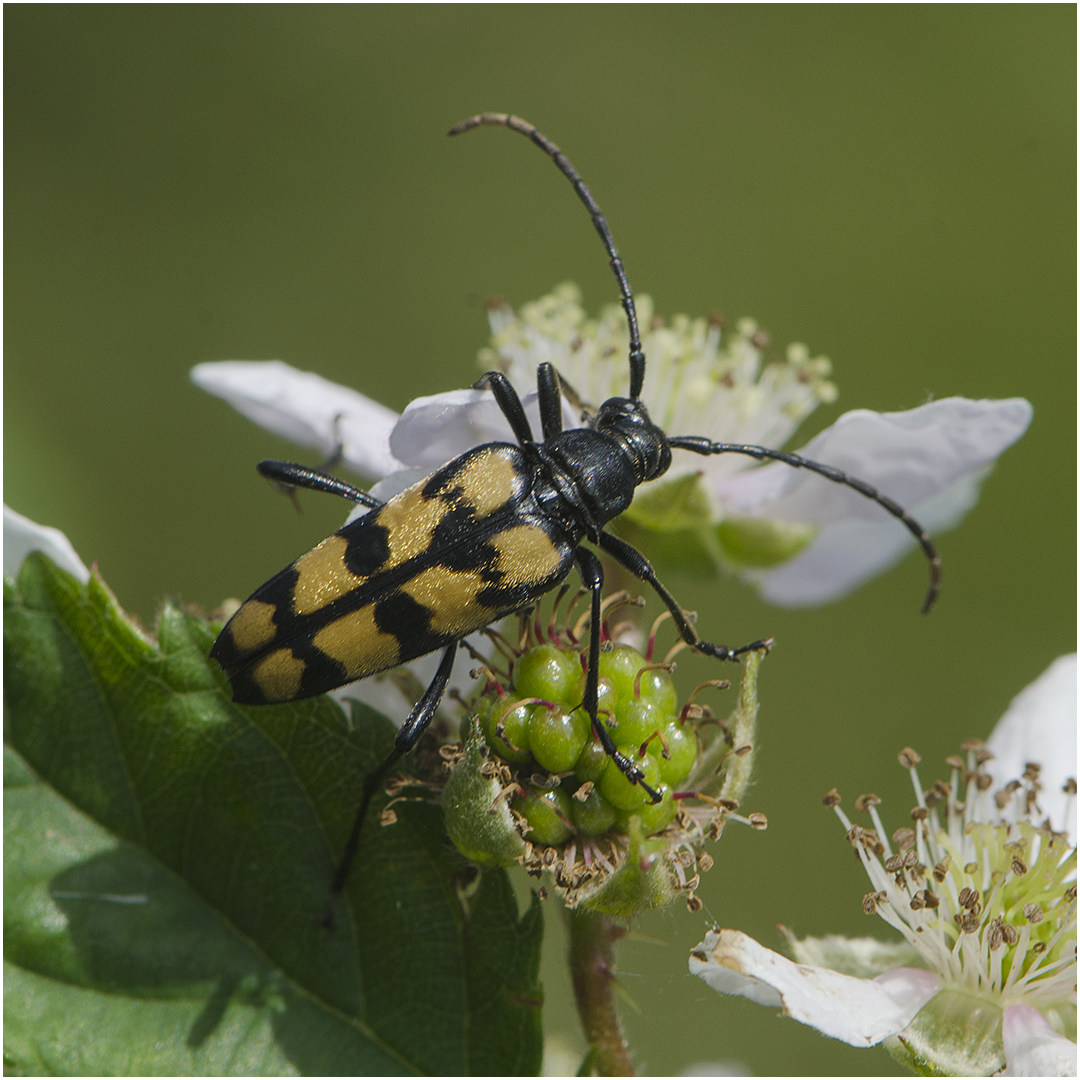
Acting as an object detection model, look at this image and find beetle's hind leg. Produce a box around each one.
[574,547,662,804]
[257,460,383,509]
[323,642,457,928]
[598,532,772,662]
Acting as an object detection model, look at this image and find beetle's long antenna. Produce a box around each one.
[450,113,646,400]
[668,436,942,614]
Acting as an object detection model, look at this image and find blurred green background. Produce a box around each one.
[6,7,1074,1075]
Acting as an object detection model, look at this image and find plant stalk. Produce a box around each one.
[568,907,634,1076]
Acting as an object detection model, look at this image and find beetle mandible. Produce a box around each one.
[211,113,941,909]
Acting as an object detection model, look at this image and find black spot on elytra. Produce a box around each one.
[374,590,442,658]
[339,518,391,578]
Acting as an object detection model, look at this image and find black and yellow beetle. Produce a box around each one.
[211,113,941,905]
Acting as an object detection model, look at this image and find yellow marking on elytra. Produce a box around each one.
[293,534,364,615]
[453,449,521,516]
[402,565,492,636]
[376,484,448,569]
[491,525,564,585]
[313,605,401,680]
[228,598,278,655]
[252,648,306,701]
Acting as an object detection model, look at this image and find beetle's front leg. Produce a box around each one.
[574,547,662,804]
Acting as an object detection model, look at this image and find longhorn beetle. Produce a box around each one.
[211,113,941,912]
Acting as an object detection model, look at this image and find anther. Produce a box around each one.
[892,827,916,851]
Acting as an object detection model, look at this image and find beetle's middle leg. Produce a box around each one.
[597,531,772,661]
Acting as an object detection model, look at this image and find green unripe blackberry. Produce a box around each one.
[513,642,584,707]
[527,704,590,774]
[597,643,678,715]
[597,750,661,811]
[597,644,649,709]
[615,783,677,835]
[574,733,609,783]
[633,665,678,714]
[595,676,618,721]
[568,785,618,836]
[513,786,573,846]
[481,697,533,766]
[611,698,668,752]
[655,721,698,788]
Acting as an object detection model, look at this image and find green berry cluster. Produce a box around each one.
[474,641,700,846]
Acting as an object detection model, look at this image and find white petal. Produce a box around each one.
[4,505,90,583]
[689,929,940,1048]
[710,397,1032,606]
[743,479,971,607]
[999,1003,1077,1077]
[712,398,1032,521]
[782,931,922,977]
[389,387,580,469]
[985,654,1077,841]
[191,361,403,480]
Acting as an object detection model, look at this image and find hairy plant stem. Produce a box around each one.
[568,907,634,1076]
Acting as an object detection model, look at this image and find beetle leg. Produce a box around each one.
[257,460,383,509]
[536,362,564,440]
[324,642,457,926]
[574,547,662,804]
[475,370,536,445]
[597,531,772,661]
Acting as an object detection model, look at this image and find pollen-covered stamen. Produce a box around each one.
[829,740,1077,1009]
[482,285,837,472]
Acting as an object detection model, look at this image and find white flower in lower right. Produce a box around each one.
[691,656,1077,1077]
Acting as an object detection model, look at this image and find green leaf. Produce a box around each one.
[4,554,543,1075]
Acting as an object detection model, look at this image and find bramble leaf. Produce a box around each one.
[4,554,543,1075]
